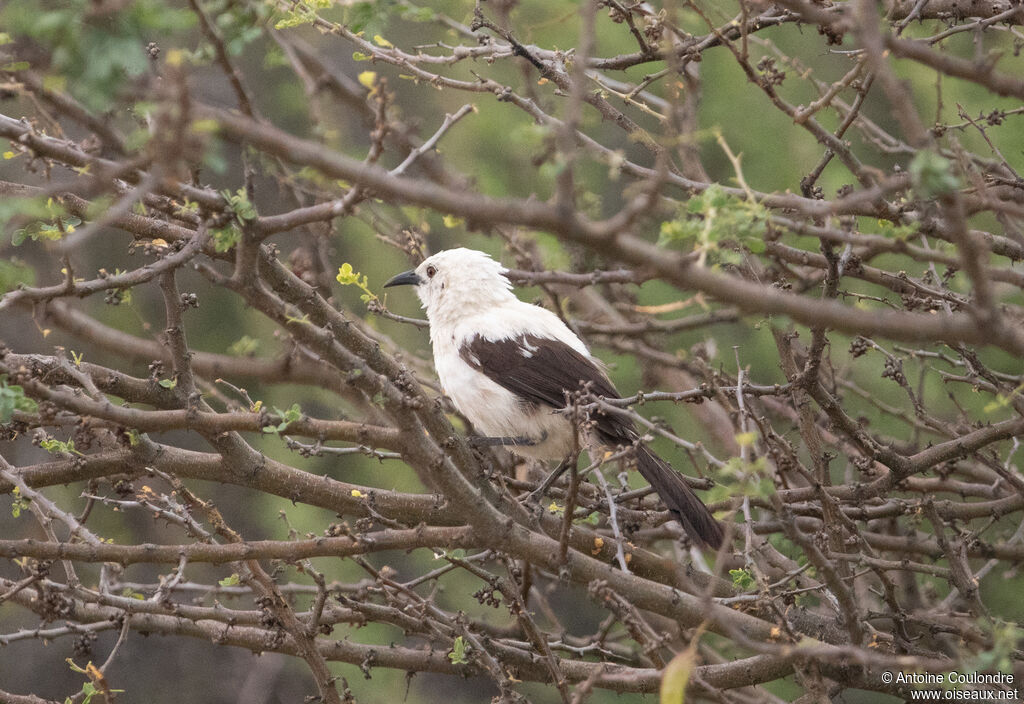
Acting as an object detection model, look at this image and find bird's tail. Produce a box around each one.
[633,445,724,549]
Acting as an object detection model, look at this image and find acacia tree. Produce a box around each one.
[1,0,1023,702]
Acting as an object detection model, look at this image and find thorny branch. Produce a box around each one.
[1,0,1023,701]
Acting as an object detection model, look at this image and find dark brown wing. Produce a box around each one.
[459,333,724,549]
[459,333,619,410]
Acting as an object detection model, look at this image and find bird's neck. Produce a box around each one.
[426,294,523,346]
[427,289,517,323]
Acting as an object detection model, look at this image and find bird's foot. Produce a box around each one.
[524,457,573,503]
[467,432,546,448]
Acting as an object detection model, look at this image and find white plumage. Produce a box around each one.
[384,247,724,548]
[410,249,585,458]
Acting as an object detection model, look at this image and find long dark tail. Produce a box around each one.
[633,445,724,549]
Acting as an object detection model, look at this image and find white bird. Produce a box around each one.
[384,248,724,549]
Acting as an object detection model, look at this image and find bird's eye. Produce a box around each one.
[425,265,437,278]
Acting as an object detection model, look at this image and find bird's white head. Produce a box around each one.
[384,248,517,324]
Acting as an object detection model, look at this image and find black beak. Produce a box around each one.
[383,270,422,288]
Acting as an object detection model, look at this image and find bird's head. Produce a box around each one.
[384,248,515,321]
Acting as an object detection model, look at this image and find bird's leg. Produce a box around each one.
[466,431,547,448]
[526,457,573,502]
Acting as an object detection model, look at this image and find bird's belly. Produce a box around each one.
[436,352,573,460]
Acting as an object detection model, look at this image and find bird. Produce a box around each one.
[384,247,724,549]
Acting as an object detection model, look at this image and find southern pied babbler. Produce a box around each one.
[384,248,724,549]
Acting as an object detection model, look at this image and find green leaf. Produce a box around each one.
[659,184,768,264]
[39,437,82,456]
[448,636,469,664]
[219,573,241,587]
[734,431,757,447]
[0,196,52,227]
[11,487,30,518]
[336,263,377,302]
[1,0,194,112]
[2,196,76,246]
[0,374,38,423]
[336,262,357,284]
[909,151,962,198]
[158,378,177,390]
[221,188,257,221]
[274,9,316,29]
[0,255,34,294]
[267,403,302,433]
[347,2,389,35]
[228,335,260,357]
[743,236,766,254]
[876,220,919,240]
[729,568,756,590]
[80,682,97,704]
[212,226,241,253]
[190,118,220,134]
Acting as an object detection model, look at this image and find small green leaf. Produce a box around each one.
[39,437,83,456]
[190,118,220,134]
[266,403,302,434]
[358,71,377,90]
[212,226,241,253]
[909,151,962,198]
[659,184,768,265]
[274,8,316,28]
[336,262,357,284]
[734,431,757,447]
[448,636,469,664]
[729,568,756,590]
[219,573,241,587]
[0,374,38,423]
[228,335,260,356]
[11,486,30,518]
[336,263,377,302]
[221,188,257,221]
[743,236,766,254]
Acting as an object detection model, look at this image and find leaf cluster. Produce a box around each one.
[336,263,378,303]
[659,185,769,263]
[0,374,37,423]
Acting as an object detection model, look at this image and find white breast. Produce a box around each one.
[432,329,574,460]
